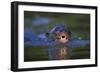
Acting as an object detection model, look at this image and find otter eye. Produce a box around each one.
[62,36,65,38]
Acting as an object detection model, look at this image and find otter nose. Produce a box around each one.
[62,36,65,38]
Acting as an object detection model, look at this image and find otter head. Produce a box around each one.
[46,25,71,44]
[56,31,70,44]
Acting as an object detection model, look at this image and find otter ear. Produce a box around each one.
[45,32,49,37]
